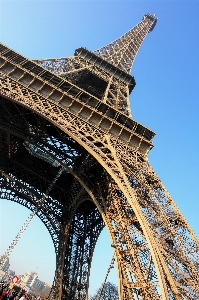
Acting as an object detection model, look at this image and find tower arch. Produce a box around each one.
[0,13,199,300]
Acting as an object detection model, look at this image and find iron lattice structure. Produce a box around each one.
[0,13,199,300]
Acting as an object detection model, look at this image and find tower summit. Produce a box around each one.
[0,13,199,300]
[35,13,157,116]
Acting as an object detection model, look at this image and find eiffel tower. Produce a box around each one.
[0,13,199,300]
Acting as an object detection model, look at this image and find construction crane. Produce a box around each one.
[0,142,65,271]
[96,255,115,300]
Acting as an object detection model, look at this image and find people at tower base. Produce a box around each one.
[0,282,42,300]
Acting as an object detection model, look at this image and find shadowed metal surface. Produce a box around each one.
[0,13,199,300]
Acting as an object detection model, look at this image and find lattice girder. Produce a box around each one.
[34,14,157,115]
[61,203,104,300]
[36,48,135,116]
[0,94,108,299]
[0,169,65,252]
[0,62,199,299]
[36,13,157,74]
[93,14,157,73]
[0,174,103,300]
[1,17,199,300]
[0,46,155,156]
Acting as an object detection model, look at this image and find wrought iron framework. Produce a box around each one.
[0,13,198,300]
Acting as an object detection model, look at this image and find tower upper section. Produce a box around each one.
[34,14,157,116]
[35,13,157,76]
[93,14,157,74]
[0,13,157,155]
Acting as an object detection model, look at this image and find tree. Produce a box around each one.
[89,282,118,300]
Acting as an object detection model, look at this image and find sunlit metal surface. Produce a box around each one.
[0,13,199,300]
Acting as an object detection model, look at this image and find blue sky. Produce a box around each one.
[0,0,199,296]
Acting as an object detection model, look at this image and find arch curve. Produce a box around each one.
[1,71,199,300]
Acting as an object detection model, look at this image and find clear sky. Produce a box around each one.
[0,0,199,296]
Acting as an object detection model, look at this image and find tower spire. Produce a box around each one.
[35,13,157,76]
[93,13,157,73]
[33,14,157,116]
[1,13,199,299]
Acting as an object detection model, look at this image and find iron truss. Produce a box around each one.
[0,13,198,300]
